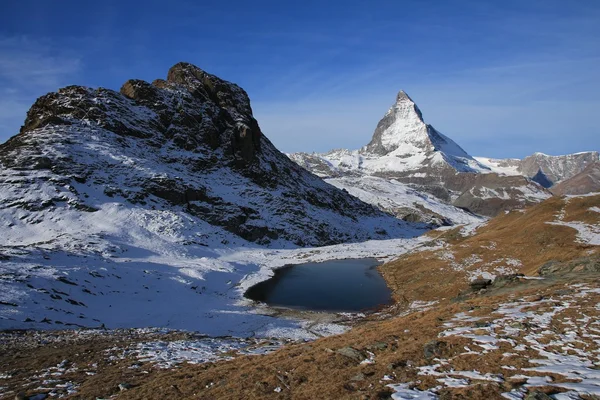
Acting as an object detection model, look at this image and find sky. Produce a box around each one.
[0,0,598,158]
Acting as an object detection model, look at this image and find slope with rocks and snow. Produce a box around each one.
[8,193,595,400]
[0,62,429,333]
[290,91,551,218]
[551,161,600,196]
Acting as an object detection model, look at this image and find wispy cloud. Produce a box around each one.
[0,36,81,140]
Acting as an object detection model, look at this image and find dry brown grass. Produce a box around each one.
[381,195,599,302]
[116,277,600,400]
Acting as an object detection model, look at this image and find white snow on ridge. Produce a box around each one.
[547,221,600,246]
[325,176,483,226]
[0,174,432,337]
[474,157,522,176]
[546,196,600,245]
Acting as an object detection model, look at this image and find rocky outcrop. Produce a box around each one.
[520,152,599,185]
[0,62,421,247]
[551,162,600,196]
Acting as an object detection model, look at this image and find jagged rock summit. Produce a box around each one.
[0,62,423,248]
[362,90,484,173]
[16,62,261,166]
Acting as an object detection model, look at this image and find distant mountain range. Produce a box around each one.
[476,151,599,189]
[289,91,597,218]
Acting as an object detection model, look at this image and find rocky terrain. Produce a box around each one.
[0,63,433,334]
[1,61,599,400]
[551,162,600,196]
[2,193,598,400]
[289,91,552,218]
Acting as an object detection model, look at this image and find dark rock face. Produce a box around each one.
[469,279,491,291]
[531,169,553,188]
[0,62,417,246]
[423,340,448,360]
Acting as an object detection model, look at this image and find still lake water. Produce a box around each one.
[244,258,393,312]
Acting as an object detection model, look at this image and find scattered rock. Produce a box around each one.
[336,347,365,362]
[387,360,407,370]
[368,341,388,351]
[423,340,448,360]
[538,255,600,276]
[118,383,132,391]
[470,279,492,291]
[492,274,524,288]
[524,391,553,400]
[350,373,365,381]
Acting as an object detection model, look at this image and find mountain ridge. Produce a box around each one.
[289,90,552,218]
[476,151,599,187]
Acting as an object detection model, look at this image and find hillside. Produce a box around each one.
[2,193,598,399]
[0,62,429,334]
[551,162,600,196]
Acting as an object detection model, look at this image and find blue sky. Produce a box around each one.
[0,0,598,158]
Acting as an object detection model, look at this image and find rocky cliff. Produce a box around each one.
[551,161,600,196]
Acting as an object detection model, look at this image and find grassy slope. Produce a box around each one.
[381,195,599,302]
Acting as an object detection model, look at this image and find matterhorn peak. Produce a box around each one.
[360,90,485,173]
[362,90,428,156]
[395,90,413,102]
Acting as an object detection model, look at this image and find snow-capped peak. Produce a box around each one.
[360,90,486,173]
[394,90,419,109]
[363,90,427,156]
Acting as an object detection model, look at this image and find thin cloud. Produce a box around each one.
[0,36,81,140]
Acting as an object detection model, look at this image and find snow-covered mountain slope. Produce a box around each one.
[326,176,483,226]
[476,152,599,188]
[290,91,550,217]
[0,62,432,332]
[0,192,430,332]
[474,157,522,176]
[290,91,488,178]
[0,62,422,248]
